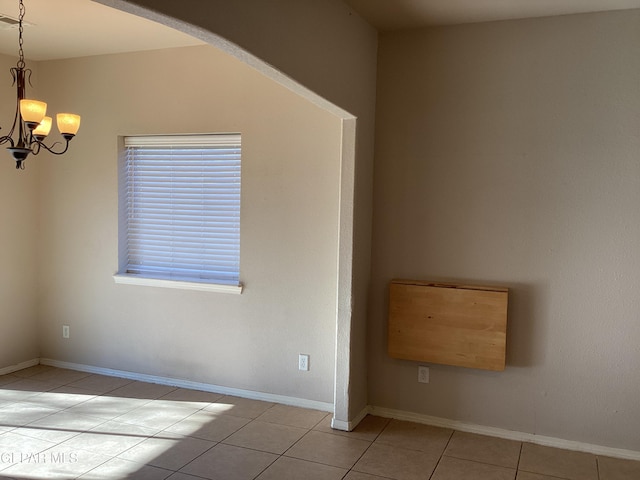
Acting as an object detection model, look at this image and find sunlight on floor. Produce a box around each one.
[3,366,637,480]
[0,366,256,479]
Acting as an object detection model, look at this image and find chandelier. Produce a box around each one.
[0,0,81,170]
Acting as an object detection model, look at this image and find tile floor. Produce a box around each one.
[0,366,638,479]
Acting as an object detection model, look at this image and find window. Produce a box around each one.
[115,134,242,293]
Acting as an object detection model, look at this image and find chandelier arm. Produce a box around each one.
[2,0,81,170]
[0,135,15,147]
[32,139,71,156]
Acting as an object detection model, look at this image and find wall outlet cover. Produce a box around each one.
[418,365,429,383]
[299,354,309,371]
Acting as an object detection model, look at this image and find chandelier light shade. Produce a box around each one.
[0,0,81,169]
[19,99,46,126]
[32,115,52,139]
[57,113,81,137]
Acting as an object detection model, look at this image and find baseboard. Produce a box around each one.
[369,406,640,462]
[39,358,333,413]
[332,405,369,431]
[0,358,39,376]
[14,359,637,460]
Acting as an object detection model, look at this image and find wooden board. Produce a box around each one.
[388,280,508,371]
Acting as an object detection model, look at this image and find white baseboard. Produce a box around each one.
[39,358,333,413]
[0,358,39,376]
[369,406,640,462]
[332,405,369,431]
[8,359,637,461]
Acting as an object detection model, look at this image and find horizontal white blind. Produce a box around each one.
[123,134,241,285]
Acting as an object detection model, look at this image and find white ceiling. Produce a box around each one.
[0,0,203,61]
[344,0,640,31]
[0,0,639,61]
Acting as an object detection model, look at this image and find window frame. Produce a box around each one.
[114,133,243,294]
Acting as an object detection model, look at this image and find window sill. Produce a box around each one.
[113,274,243,294]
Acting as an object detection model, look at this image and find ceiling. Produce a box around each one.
[0,0,639,61]
[0,0,204,61]
[345,0,640,31]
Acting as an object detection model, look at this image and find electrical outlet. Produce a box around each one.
[62,325,70,339]
[298,354,309,371]
[418,365,429,383]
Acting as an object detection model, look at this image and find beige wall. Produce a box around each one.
[0,53,40,368]
[35,45,342,404]
[371,10,640,450]
[98,0,379,423]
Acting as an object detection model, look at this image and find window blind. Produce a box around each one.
[123,134,241,285]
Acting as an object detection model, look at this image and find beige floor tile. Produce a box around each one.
[285,430,371,469]
[28,368,92,386]
[14,419,85,444]
[106,381,178,400]
[0,374,21,386]
[0,431,57,458]
[23,386,96,410]
[314,414,390,442]
[26,410,106,436]
[515,472,563,480]
[11,365,55,378]
[180,443,278,480]
[16,409,106,443]
[205,395,274,419]
[79,457,173,479]
[353,442,440,480]
[0,379,59,401]
[256,455,347,479]
[223,420,307,454]
[344,472,391,480]
[0,424,14,434]
[0,401,60,427]
[256,404,328,429]
[65,393,152,420]
[166,473,210,479]
[519,443,598,480]
[62,420,157,456]
[444,431,521,468]
[5,367,623,480]
[1,446,112,479]
[375,419,453,455]
[432,456,515,480]
[598,456,640,480]
[119,434,216,471]
[115,401,198,430]
[158,388,224,409]
[165,411,250,442]
[69,374,134,394]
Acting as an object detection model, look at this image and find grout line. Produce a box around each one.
[427,428,455,480]
[2,368,636,480]
[345,435,375,475]
[515,441,524,475]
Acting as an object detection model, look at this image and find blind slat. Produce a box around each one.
[122,134,241,285]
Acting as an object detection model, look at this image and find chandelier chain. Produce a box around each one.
[17,0,25,68]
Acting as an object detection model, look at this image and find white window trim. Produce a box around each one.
[118,133,242,292]
[113,273,243,294]
[124,134,241,147]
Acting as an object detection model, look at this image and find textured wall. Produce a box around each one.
[36,45,341,403]
[97,0,379,422]
[0,53,39,369]
[370,10,640,450]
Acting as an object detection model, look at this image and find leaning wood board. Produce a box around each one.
[388,280,508,371]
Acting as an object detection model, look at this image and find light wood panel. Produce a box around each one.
[388,280,508,371]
